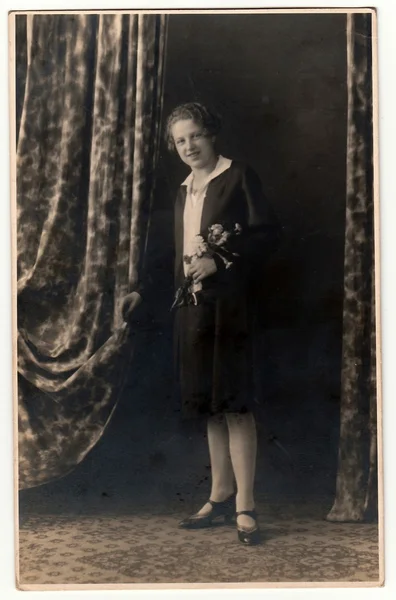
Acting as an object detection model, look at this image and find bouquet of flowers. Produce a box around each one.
[171,223,242,310]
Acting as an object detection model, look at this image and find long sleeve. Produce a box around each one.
[241,165,281,258]
[214,165,281,281]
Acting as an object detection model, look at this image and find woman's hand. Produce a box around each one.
[121,291,143,322]
[188,256,217,283]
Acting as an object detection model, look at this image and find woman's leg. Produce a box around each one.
[196,414,235,515]
[226,412,258,529]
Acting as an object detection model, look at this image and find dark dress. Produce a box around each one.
[173,160,279,419]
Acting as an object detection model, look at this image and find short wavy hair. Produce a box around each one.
[165,102,222,152]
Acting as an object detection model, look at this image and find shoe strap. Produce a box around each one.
[208,494,235,507]
[236,509,257,519]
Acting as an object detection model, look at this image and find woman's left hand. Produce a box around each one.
[188,257,217,283]
[121,291,143,321]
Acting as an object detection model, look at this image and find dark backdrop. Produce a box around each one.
[20,13,348,516]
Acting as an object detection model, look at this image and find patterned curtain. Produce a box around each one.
[15,13,167,489]
[327,13,377,522]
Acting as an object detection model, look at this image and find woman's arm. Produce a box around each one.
[212,165,280,280]
[121,275,153,322]
[123,189,176,320]
[239,164,281,268]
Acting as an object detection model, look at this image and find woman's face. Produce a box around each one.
[171,119,216,170]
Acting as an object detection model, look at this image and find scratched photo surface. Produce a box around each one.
[13,10,380,588]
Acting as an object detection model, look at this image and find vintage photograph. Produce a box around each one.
[10,8,381,589]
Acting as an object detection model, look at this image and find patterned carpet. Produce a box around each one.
[18,499,380,587]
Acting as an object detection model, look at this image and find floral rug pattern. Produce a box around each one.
[19,505,380,586]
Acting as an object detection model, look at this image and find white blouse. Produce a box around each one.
[181,155,232,292]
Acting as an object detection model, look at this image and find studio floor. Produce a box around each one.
[18,496,380,587]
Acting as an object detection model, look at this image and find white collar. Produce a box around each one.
[181,155,232,187]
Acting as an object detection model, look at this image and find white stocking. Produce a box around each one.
[226,412,258,529]
[196,415,235,516]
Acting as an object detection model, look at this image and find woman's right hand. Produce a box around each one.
[188,256,218,283]
[121,291,143,322]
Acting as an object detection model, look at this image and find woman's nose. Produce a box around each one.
[186,138,195,152]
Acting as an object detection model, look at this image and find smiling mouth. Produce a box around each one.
[187,152,200,159]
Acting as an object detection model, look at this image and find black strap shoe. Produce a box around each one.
[236,509,261,545]
[179,495,236,529]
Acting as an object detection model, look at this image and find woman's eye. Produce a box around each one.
[193,133,202,139]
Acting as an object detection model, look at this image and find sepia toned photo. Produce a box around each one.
[9,8,382,590]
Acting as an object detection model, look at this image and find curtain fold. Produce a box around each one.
[16,13,167,489]
[327,12,377,522]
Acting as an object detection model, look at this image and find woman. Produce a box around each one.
[125,102,279,545]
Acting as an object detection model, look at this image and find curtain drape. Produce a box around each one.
[327,12,378,522]
[15,13,167,490]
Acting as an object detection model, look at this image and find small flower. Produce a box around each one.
[195,238,209,257]
[208,233,221,245]
[183,254,193,264]
[209,224,224,233]
[217,231,231,246]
